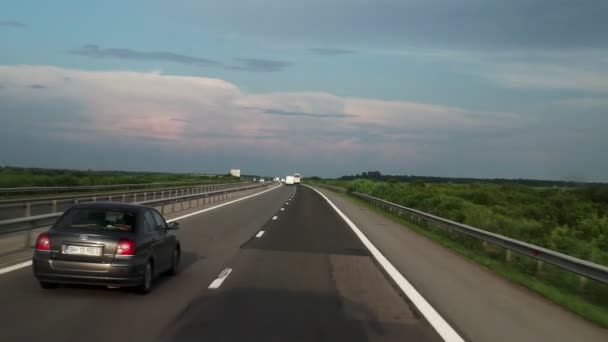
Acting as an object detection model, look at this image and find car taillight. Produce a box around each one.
[35,233,51,251]
[116,239,135,256]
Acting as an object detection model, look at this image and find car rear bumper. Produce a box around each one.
[33,253,145,287]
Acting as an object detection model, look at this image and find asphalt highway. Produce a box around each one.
[0,185,441,341]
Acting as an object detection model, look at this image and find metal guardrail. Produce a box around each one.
[0,181,215,194]
[315,184,608,285]
[0,182,244,204]
[0,182,249,220]
[0,182,275,235]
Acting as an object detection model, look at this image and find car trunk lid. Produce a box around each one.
[49,229,134,264]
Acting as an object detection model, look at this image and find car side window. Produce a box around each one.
[143,211,157,235]
[151,210,167,231]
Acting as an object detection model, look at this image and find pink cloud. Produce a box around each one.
[0,65,522,166]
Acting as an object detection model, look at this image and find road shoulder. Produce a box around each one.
[313,186,608,342]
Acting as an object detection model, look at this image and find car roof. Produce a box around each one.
[71,202,149,213]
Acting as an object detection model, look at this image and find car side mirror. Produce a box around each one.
[168,222,180,230]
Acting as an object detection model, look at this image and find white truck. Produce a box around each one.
[293,173,301,184]
[285,176,295,185]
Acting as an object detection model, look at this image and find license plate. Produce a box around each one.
[62,245,102,256]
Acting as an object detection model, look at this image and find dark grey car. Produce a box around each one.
[33,202,181,294]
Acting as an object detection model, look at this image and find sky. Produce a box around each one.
[1,0,607,180]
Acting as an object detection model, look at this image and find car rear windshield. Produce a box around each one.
[55,209,137,232]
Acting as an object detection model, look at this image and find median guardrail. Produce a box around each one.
[315,183,608,285]
[0,182,248,220]
[0,181,218,194]
[0,181,272,235]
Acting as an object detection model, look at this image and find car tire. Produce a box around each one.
[136,261,153,295]
[167,248,180,276]
[39,281,58,289]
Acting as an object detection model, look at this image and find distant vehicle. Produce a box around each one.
[259,178,265,183]
[229,169,241,178]
[280,178,285,183]
[285,176,295,185]
[32,202,181,294]
[294,173,301,184]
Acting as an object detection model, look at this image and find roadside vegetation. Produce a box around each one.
[0,166,239,188]
[310,177,608,327]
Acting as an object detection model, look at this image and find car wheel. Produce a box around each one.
[168,248,180,276]
[39,281,58,289]
[137,261,153,294]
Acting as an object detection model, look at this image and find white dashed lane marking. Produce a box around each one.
[208,268,232,289]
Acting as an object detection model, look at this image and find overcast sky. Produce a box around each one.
[1,0,607,180]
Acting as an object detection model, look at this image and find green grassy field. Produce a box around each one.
[0,166,235,188]
[312,179,608,327]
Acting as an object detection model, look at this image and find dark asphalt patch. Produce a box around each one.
[163,288,370,342]
[241,187,369,256]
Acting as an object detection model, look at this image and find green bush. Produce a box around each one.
[339,178,608,266]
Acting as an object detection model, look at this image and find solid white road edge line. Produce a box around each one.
[256,231,265,238]
[0,184,282,276]
[208,268,232,289]
[0,261,32,275]
[307,185,465,342]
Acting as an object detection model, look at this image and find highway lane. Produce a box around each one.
[0,185,441,341]
[0,184,291,341]
[162,186,441,341]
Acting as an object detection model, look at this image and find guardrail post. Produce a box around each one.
[161,205,165,215]
[578,275,588,291]
[506,249,513,263]
[121,194,126,202]
[108,195,112,202]
[143,192,147,201]
[52,200,57,213]
[92,196,97,202]
[24,202,31,217]
[161,191,164,199]
[24,230,33,248]
[536,260,544,274]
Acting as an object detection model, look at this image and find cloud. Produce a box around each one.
[0,20,25,28]
[68,44,292,72]
[8,65,586,179]
[68,44,220,67]
[310,48,356,56]
[489,63,608,93]
[172,1,608,50]
[170,117,193,123]
[243,108,356,119]
[554,98,608,109]
[230,58,291,72]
